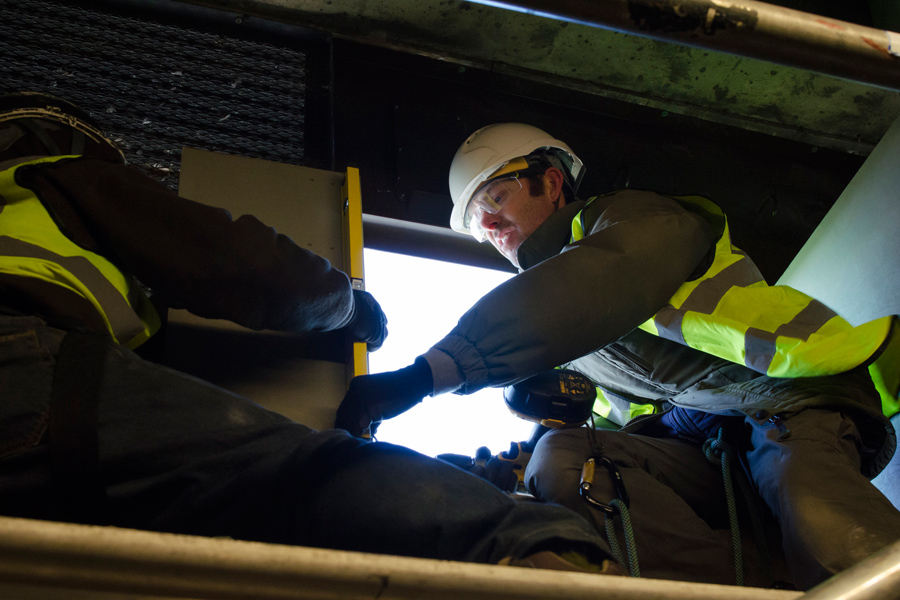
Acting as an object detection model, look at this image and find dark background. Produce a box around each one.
[1,0,869,283]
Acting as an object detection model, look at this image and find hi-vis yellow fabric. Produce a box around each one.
[572,193,899,418]
[592,386,657,425]
[0,156,159,348]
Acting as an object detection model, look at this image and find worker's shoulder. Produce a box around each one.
[584,188,691,216]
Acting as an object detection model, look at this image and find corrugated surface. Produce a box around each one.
[0,0,311,187]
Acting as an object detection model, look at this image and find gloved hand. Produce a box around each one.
[335,356,433,437]
[437,447,519,493]
[472,446,519,493]
[345,289,388,351]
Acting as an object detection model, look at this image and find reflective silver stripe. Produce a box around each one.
[653,256,763,343]
[678,256,759,313]
[743,301,839,372]
[773,300,838,340]
[0,236,144,341]
[744,327,778,372]
[652,307,687,344]
[575,195,880,380]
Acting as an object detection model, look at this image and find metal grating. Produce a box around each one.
[0,0,314,188]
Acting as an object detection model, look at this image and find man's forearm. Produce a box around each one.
[23,157,356,333]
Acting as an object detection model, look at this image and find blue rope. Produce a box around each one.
[604,499,640,578]
[734,455,776,583]
[703,428,744,586]
[603,512,625,568]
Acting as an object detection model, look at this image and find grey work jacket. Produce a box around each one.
[423,190,893,477]
[3,157,359,336]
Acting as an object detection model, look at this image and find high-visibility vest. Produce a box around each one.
[591,386,658,428]
[572,193,900,418]
[0,156,159,348]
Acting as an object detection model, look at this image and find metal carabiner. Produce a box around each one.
[579,456,629,515]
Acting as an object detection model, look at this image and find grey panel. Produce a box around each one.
[165,148,349,430]
[777,119,900,509]
[778,116,900,325]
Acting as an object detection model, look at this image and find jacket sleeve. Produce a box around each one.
[21,157,356,333]
[425,190,717,394]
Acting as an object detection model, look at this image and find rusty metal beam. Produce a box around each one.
[463,0,900,91]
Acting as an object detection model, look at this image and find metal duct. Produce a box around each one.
[0,0,321,187]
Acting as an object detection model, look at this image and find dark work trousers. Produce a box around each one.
[527,404,900,589]
[0,314,610,565]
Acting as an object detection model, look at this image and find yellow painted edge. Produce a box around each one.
[342,167,364,281]
[342,167,368,380]
[351,342,369,379]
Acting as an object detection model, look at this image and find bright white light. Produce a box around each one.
[363,248,535,458]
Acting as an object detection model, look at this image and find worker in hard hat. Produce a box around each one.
[0,97,622,572]
[337,122,900,589]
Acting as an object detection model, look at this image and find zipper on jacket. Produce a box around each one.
[603,344,653,379]
[620,408,667,432]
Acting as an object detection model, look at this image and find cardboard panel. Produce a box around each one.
[163,148,350,430]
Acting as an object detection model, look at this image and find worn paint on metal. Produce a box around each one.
[890,31,900,57]
[193,0,900,153]
[627,1,759,36]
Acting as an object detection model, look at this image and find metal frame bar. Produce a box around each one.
[362,213,516,273]
[463,0,900,91]
[0,516,802,600]
[3,512,897,598]
[801,538,900,600]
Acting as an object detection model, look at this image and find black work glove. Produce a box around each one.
[345,289,388,352]
[335,356,433,437]
[437,447,519,493]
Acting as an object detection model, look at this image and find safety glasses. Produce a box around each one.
[464,177,523,241]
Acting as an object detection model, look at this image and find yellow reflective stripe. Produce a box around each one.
[573,192,896,412]
[628,403,657,420]
[869,317,900,418]
[571,208,586,242]
[592,387,612,418]
[670,194,727,234]
[122,291,159,349]
[0,240,150,345]
[719,287,804,333]
[668,230,740,309]
[657,311,890,379]
[638,317,659,336]
[749,305,845,374]
[0,157,158,347]
[592,387,658,425]
[768,316,891,377]
[679,311,749,365]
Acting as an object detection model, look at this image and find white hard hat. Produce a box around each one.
[448,122,584,236]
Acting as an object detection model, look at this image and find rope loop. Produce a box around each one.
[703,427,731,465]
[705,427,743,586]
[604,499,640,578]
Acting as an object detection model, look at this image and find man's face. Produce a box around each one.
[471,170,562,268]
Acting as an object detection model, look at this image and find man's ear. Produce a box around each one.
[545,167,565,205]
